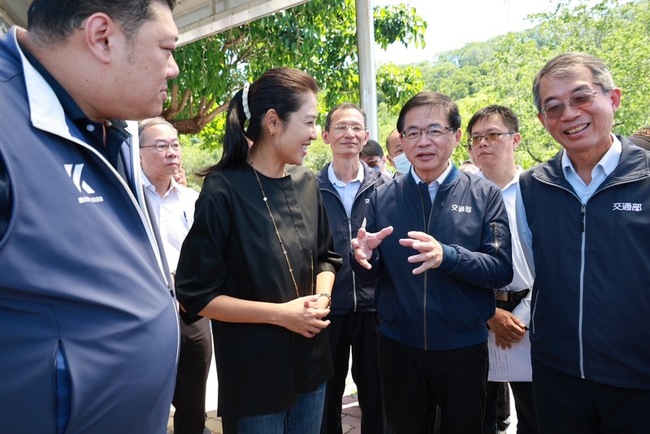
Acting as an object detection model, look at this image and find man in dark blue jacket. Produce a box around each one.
[518,51,650,433]
[318,103,387,434]
[0,1,180,433]
[352,92,513,434]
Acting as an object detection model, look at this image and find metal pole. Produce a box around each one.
[355,0,378,141]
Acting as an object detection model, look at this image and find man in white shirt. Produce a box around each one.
[468,105,538,434]
[140,117,212,434]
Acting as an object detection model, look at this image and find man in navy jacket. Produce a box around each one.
[0,1,180,432]
[518,52,650,433]
[317,103,387,434]
[352,92,513,433]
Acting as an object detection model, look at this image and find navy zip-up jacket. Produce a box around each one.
[520,138,650,390]
[353,165,513,350]
[317,162,386,314]
[0,28,178,433]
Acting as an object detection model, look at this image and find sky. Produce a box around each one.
[373,0,570,64]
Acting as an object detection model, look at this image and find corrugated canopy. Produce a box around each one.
[0,0,310,44]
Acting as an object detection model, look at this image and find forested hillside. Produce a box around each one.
[378,0,649,168]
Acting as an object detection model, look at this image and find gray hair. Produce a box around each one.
[532,52,616,113]
[138,117,177,143]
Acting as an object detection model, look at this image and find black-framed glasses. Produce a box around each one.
[401,125,454,143]
[332,124,366,134]
[540,90,598,119]
[468,131,515,147]
[140,142,181,152]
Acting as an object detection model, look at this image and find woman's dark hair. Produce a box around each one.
[396,92,461,134]
[200,67,319,176]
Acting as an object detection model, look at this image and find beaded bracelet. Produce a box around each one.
[317,293,332,308]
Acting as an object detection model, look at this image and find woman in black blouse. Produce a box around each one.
[175,67,341,434]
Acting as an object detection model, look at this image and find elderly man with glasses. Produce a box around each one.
[352,92,513,434]
[517,52,650,433]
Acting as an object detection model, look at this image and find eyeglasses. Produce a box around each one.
[332,124,366,134]
[401,125,454,143]
[140,142,181,152]
[540,90,598,119]
[468,131,514,147]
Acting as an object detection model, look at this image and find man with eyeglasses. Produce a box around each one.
[467,105,538,434]
[351,92,513,433]
[517,52,650,433]
[139,117,213,434]
[317,103,387,434]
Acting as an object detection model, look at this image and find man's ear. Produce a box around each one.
[83,13,117,64]
[321,129,331,144]
[454,128,462,147]
[512,132,522,150]
[609,88,622,112]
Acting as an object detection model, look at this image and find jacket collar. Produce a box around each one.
[317,160,383,191]
[404,162,461,187]
[532,135,650,188]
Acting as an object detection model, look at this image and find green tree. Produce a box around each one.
[166,0,426,135]
[418,0,649,168]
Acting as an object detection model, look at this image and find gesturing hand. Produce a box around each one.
[399,231,444,274]
[351,224,393,269]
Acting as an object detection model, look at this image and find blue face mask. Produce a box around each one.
[392,153,411,175]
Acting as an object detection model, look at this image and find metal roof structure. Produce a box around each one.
[0,0,378,138]
[0,0,309,44]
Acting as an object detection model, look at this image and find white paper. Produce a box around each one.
[487,329,532,382]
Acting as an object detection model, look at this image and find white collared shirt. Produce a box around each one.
[410,160,453,203]
[327,163,364,217]
[142,174,199,273]
[516,134,622,295]
[561,134,621,203]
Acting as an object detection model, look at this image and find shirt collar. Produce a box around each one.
[142,171,177,197]
[19,38,124,152]
[410,160,453,186]
[561,133,621,178]
[502,167,523,191]
[327,162,364,187]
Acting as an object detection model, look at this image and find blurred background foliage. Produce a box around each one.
[168,0,649,185]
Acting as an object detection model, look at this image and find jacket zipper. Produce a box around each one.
[320,178,381,312]
[578,203,586,378]
[532,175,638,379]
[416,186,432,350]
[347,216,358,312]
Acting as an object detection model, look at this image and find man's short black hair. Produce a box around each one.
[360,140,384,159]
[28,0,176,44]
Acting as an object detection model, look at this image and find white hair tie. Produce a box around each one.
[242,83,251,121]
